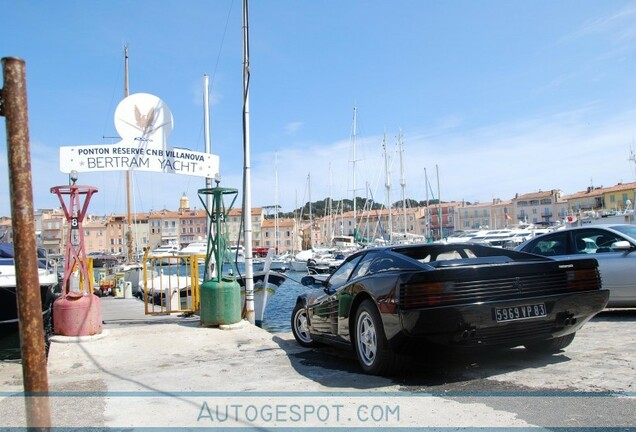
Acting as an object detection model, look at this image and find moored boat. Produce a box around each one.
[149,243,182,266]
[0,243,59,328]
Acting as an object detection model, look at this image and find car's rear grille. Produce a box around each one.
[468,321,554,346]
[399,269,600,309]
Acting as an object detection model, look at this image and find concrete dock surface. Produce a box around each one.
[1,297,635,430]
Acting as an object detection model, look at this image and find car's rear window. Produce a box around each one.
[610,225,636,242]
[394,246,478,263]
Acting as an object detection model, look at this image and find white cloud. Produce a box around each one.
[284,121,303,135]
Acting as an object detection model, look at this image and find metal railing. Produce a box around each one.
[142,253,203,315]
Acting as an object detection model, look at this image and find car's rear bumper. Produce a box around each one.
[391,290,609,350]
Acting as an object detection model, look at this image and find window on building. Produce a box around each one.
[610,195,616,203]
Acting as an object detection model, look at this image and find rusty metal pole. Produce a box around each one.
[1,57,52,429]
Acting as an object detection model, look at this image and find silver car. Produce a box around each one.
[516,224,636,307]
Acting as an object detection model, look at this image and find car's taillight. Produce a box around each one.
[565,268,601,291]
[400,281,452,308]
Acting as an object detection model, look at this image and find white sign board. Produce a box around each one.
[59,93,219,178]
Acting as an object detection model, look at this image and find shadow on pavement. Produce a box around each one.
[593,308,636,322]
[272,335,391,389]
[272,334,570,390]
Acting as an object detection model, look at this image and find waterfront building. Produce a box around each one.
[261,218,299,254]
[148,210,180,249]
[176,195,208,246]
[227,207,265,249]
[417,202,458,240]
[602,182,636,211]
[458,201,496,230]
[563,182,636,216]
[563,186,605,213]
[456,199,514,231]
[512,190,567,226]
[38,209,66,257]
[82,216,109,254]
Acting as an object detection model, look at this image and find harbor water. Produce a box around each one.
[260,270,309,333]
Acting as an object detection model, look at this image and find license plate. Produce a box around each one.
[495,303,546,322]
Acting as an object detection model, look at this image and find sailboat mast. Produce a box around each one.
[242,0,255,324]
[399,130,406,237]
[436,164,443,239]
[424,168,431,241]
[328,162,333,244]
[124,45,134,262]
[308,173,313,248]
[351,107,357,239]
[274,153,279,253]
[203,74,213,237]
[383,133,392,243]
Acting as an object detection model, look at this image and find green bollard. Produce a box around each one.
[200,276,241,326]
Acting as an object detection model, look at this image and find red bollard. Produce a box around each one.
[51,183,102,336]
[53,293,102,336]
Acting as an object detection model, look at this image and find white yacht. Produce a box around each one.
[149,243,182,266]
[0,244,59,327]
[178,241,208,264]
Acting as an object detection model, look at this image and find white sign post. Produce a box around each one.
[60,93,219,178]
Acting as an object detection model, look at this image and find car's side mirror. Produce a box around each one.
[613,240,634,251]
[323,285,336,295]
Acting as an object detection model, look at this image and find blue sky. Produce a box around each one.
[2,1,636,219]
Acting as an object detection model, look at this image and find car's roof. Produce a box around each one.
[515,223,636,250]
[558,224,632,230]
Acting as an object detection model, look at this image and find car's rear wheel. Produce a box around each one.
[291,303,318,347]
[525,332,576,353]
[354,299,406,375]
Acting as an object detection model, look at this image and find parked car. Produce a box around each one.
[291,243,608,375]
[516,224,636,307]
